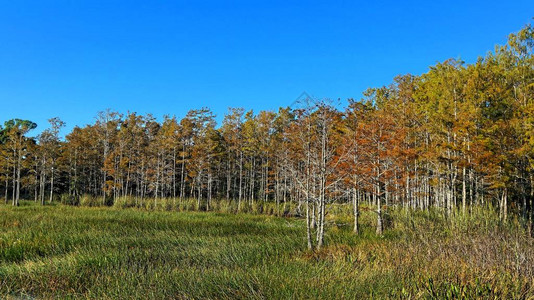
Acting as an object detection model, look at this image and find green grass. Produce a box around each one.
[0,201,533,299]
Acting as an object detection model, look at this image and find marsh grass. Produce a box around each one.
[111,196,299,217]
[0,201,533,299]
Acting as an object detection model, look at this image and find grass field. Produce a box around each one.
[0,202,533,299]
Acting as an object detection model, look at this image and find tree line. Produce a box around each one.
[1,24,534,249]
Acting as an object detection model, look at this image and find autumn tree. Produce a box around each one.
[3,119,37,206]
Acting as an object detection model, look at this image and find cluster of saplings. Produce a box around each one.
[1,24,534,249]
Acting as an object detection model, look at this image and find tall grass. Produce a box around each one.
[111,195,299,216]
[0,202,532,299]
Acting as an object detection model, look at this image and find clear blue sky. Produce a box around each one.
[1,0,533,136]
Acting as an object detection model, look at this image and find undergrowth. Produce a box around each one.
[0,201,532,299]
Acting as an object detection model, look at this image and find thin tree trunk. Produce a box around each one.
[15,141,22,206]
[4,174,8,204]
[376,179,383,236]
[49,167,54,203]
[462,167,466,215]
[180,143,186,200]
[501,188,508,222]
[353,188,359,234]
[12,152,16,205]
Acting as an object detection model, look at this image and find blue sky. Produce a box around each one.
[1,0,533,136]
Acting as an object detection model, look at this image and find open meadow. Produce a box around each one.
[0,202,533,299]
